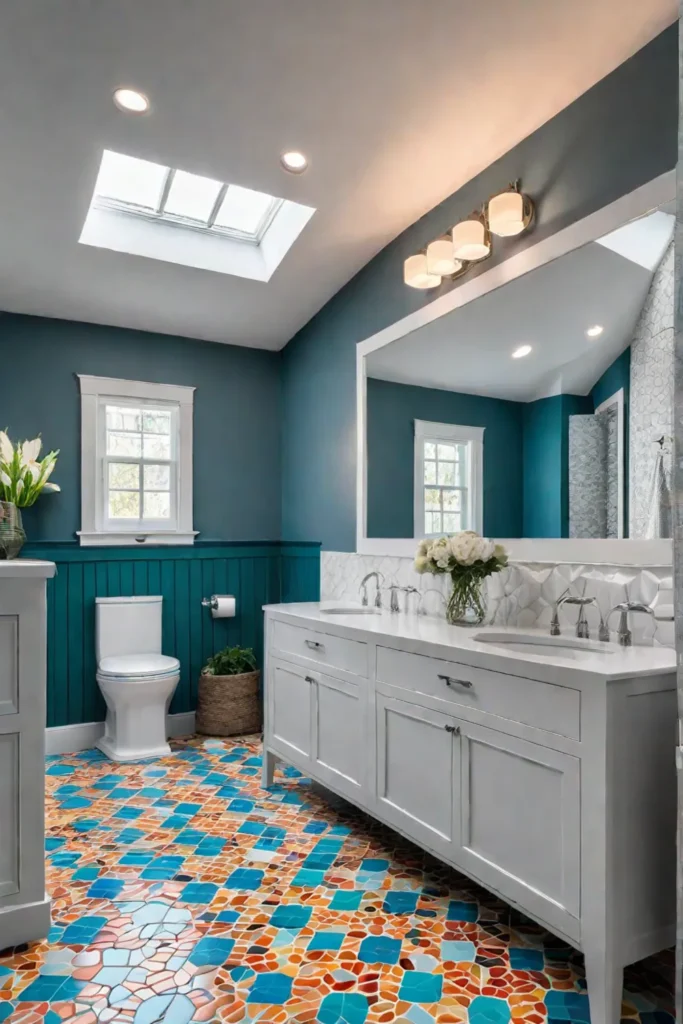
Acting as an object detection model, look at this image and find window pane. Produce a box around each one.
[95,151,168,209]
[106,406,141,432]
[424,461,436,485]
[144,464,170,490]
[424,488,441,511]
[437,461,455,486]
[143,434,171,459]
[163,169,223,222]
[214,184,277,234]
[144,491,171,520]
[424,442,436,459]
[425,511,442,534]
[443,513,462,533]
[109,491,140,519]
[108,463,139,490]
[443,489,462,511]
[437,444,455,461]
[107,432,142,457]
[143,410,171,435]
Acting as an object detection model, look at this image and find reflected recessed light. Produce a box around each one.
[512,345,532,359]
[113,87,150,114]
[281,151,308,174]
[586,324,604,338]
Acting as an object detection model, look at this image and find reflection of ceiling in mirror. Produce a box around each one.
[366,211,674,403]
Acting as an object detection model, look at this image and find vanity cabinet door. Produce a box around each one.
[376,690,459,861]
[311,673,365,801]
[457,721,580,934]
[269,660,315,769]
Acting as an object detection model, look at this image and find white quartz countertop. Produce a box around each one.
[0,559,56,578]
[264,602,676,681]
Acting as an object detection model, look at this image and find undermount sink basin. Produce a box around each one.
[319,604,380,615]
[473,631,614,660]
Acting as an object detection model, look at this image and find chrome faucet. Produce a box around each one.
[360,571,384,609]
[607,601,655,647]
[550,590,570,636]
[387,584,419,613]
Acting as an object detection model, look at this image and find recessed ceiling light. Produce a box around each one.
[113,87,150,114]
[281,151,308,174]
[585,324,604,338]
[512,345,532,359]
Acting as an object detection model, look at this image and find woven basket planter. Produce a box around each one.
[195,670,261,737]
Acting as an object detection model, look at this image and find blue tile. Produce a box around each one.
[87,878,125,899]
[72,865,100,881]
[330,890,364,910]
[227,868,263,890]
[59,797,92,810]
[228,798,255,813]
[399,971,443,1003]
[0,1005,14,1022]
[361,858,388,872]
[174,802,201,815]
[292,868,325,887]
[119,851,156,865]
[270,904,312,929]
[247,972,293,1004]
[510,947,544,971]
[51,852,82,867]
[189,936,235,967]
[176,829,207,846]
[441,940,476,962]
[318,993,369,1024]
[62,916,107,944]
[304,821,328,835]
[383,891,419,915]
[471,996,519,1024]
[307,931,344,951]
[447,899,478,922]
[114,806,143,820]
[216,909,240,923]
[358,936,401,965]
[181,882,218,904]
[46,763,75,776]
[116,827,144,844]
[45,837,66,851]
[545,992,591,1022]
[254,837,283,851]
[238,821,267,836]
[216,786,242,799]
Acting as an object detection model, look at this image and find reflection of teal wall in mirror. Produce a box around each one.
[366,378,523,538]
[591,347,631,535]
[522,394,592,538]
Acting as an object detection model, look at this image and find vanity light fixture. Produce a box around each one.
[585,324,604,338]
[512,344,532,359]
[113,87,150,114]
[281,151,309,174]
[452,211,491,262]
[404,252,441,290]
[426,236,464,277]
[487,183,534,237]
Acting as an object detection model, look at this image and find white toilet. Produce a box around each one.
[95,596,180,762]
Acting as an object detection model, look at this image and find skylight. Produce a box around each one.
[93,150,282,242]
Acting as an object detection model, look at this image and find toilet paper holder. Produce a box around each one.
[201,596,219,611]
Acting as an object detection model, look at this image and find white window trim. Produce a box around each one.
[413,420,484,537]
[77,374,197,547]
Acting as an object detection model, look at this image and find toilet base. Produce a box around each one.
[96,735,174,763]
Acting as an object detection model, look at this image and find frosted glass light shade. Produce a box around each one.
[452,218,490,261]
[426,238,463,277]
[404,253,441,289]
[488,190,533,236]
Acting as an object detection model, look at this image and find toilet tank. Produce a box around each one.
[96,595,163,663]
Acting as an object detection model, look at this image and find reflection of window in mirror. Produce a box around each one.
[414,421,484,537]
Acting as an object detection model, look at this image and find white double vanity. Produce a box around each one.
[263,602,677,1024]
[0,559,54,947]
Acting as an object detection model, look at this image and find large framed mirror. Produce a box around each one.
[356,172,675,565]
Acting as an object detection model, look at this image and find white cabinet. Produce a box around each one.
[270,660,314,765]
[375,689,459,859]
[0,561,55,946]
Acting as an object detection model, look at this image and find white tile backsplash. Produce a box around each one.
[321,552,674,647]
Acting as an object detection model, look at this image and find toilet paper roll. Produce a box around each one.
[211,595,236,619]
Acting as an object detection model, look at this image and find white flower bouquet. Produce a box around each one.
[414,531,508,625]
[0,432,60,508]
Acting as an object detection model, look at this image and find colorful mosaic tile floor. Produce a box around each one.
[0,737,675,1024]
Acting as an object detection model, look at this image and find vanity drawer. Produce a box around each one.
[376,646,580,740]
[271,619,368,678]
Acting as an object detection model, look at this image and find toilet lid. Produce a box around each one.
[98,653,180,679]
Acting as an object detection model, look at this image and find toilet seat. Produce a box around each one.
[98,653,180,682]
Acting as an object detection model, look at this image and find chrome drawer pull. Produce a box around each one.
[305,639,324,651]
[438,673,473,689]
[444,724,461,734]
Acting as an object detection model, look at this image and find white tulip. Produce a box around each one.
[42,482,60,492]
[0,432,13,463]
[19,438,41,465]
[15,479,23,497]
[0,470,10,487]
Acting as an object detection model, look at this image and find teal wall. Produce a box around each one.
[24,542,320,728]
[366,378,523,537]
[280,27,677,550]
[0,313,282,542]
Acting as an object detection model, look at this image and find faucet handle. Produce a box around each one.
[607,601,655,647]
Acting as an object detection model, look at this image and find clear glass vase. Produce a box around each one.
[0,501,25,560]
[446,572,488,626]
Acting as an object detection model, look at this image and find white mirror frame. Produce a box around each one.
[356,170,675,566]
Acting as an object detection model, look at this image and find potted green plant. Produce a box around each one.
[195,645,261,737]
[0,432,60,559]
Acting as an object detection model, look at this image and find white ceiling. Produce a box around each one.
[0,0,675,350]
[366,212,674,402]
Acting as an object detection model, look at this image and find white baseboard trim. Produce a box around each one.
[46,712,196,755]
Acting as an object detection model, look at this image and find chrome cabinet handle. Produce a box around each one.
[438,673,473,689]
[304,675,316,684]
[305,639,324,650]
[444,724,461,734]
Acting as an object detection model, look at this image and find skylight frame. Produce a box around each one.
[94,164,284,245]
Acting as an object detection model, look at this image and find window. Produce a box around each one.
[92,150,282,242]
[78,375,195,546]
[414,420,484,538]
